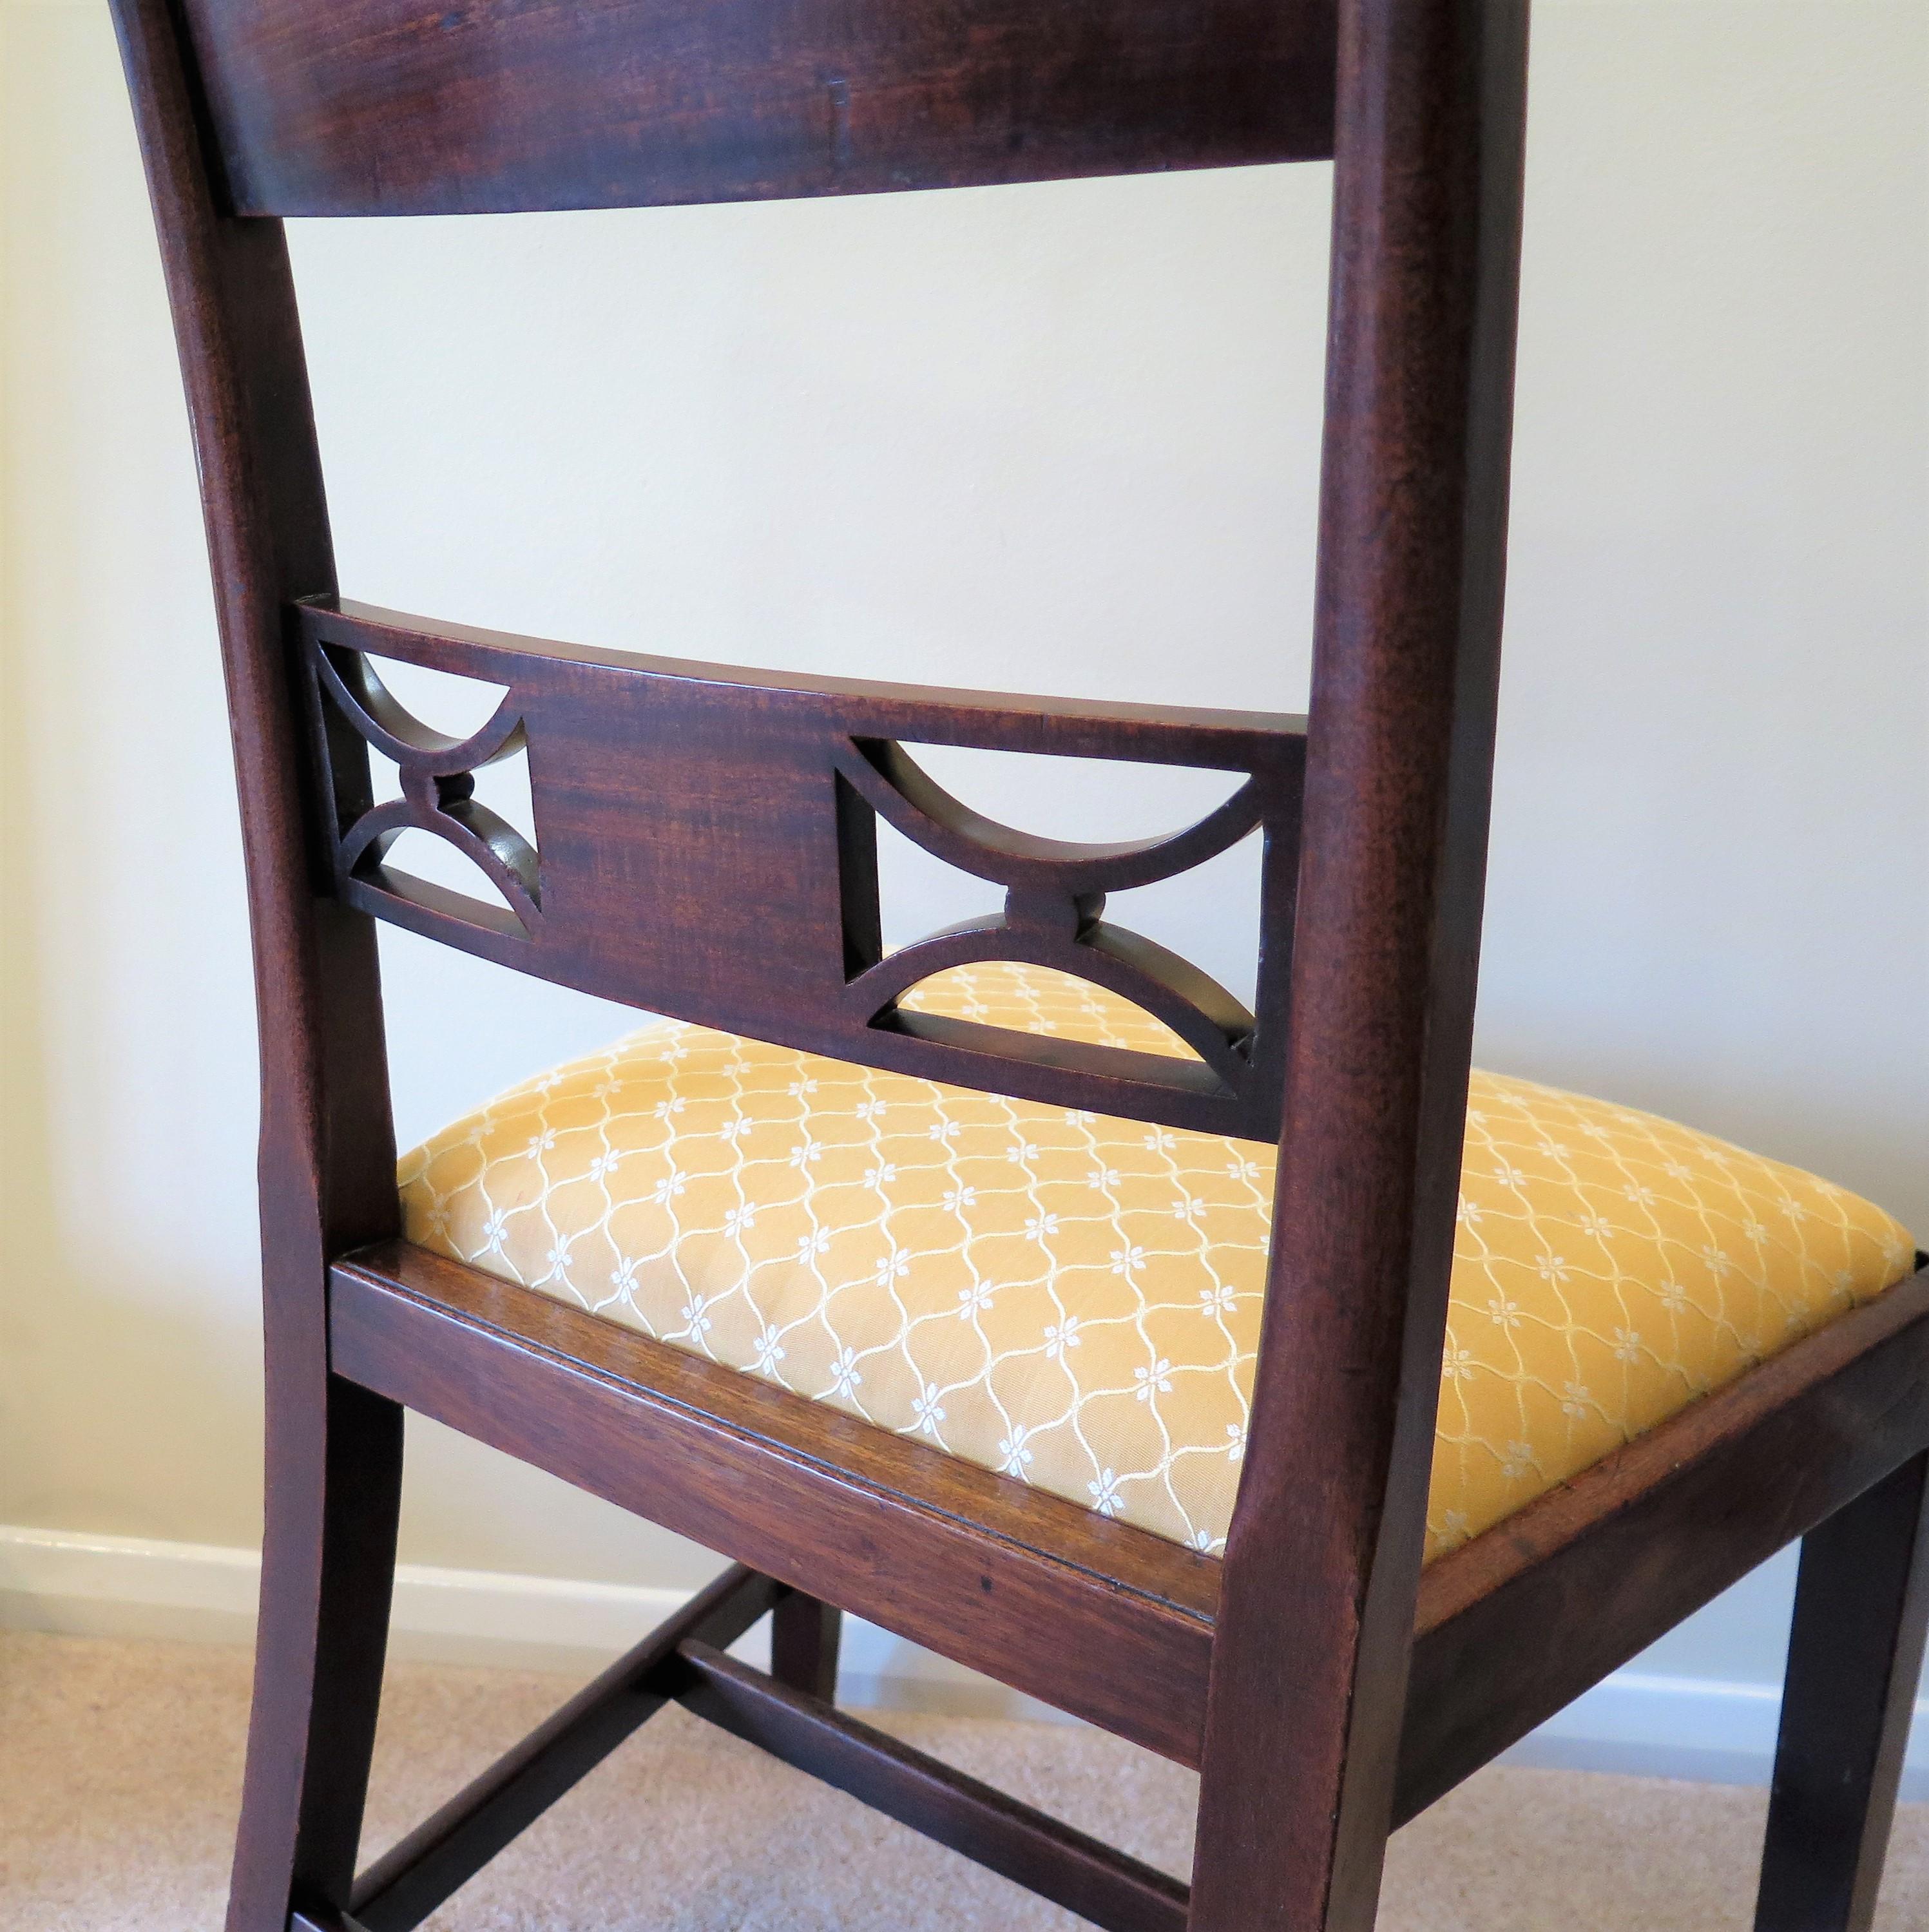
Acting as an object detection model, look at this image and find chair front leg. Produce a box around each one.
[228,1373,403,1932]
[1756,1448,1929,1932]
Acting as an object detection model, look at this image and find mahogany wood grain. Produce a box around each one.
[769,1592,844,1704]
[671,1643,1191,1932]
[295,598,1306,1140]
[114,0,1929,1924]
[328,1243,1219,1761]
[107,4,406,1929]
[1401,1263,1929,1824]
[1190,6,1530,1927]
[1755,1449,1929,1932]
[178,0,1339,219]
[349,1565,782,1931]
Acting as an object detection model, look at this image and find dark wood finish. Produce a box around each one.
[114,0,1926,1927]
[671,1643,1190,1932]
[349,1565,782,1931]
[1755,1449,1929,1932]
[329,1243,1219,1762]
[178,0,1339,219]
[769,1592,844,1703]
[297,598,1305,1140]
[1402,1263,1929,1824]
[106,5,405,1931]
[1191,6,1530,1929]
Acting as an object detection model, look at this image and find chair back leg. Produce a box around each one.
[227,1376,404,1932]
[1756,1449,1929,1932]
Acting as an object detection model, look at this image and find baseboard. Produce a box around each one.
[0,1524,1061,1721]
[5,1522,1926,1792]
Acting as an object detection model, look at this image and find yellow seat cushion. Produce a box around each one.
[398,964,1916,1562]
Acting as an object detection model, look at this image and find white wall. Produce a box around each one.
[3,0,1925,1748]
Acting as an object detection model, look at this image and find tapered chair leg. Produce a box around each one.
[1756,1450,1929,1932]
[227,1375,405,1932]
[769,1591,843,1702]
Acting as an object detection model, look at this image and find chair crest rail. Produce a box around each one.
[295,597,1307,1138]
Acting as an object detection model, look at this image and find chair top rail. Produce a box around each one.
[308,597,1309,761]
[179,0,1340,220]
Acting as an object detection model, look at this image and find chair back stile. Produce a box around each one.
[1196,8,1529,1927]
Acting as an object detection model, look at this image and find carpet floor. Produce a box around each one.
[4,1629,1926,1929]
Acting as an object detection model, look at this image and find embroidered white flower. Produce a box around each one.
[1560,1381,1591,1418]
[873,1251,911,1287]
[1441,1345,1475,1382]
[1500,1440,1537,1480]
[1199,1283,1237,1316]
[1024,1212,1060,1241]
[1225,1156,1262,1182]
[680,1296,713,1338]
[789,1139,823,1169]
[1456,1198,1485,1227]
[723,1202,758,1237]
[1574,1210,1615,1240]
[1534,1254,1570,1285]
[912,1384,946,1434]
[651,1171,687,1205]
[1611,1328,1642,1363]
[787,1077,820,1098]
[480,1208,511,1251]
[957,1281,996,1318]
[863,1162,899,1189]
[751,1325,785,1374]
[588,1150,623,1181]
[1006,1141,1041,1164]
[1658,1279,1689,1312]
[1088,1469,1125,1516]
[795,1228,832,1261]
[1187,1528,1216,1553]
[1043,1315,1082,1361]
[719,1114,754,1143]
[1110,1246,1147,1279]
[1225,1420,1247,1462]
[609,1254,642,1293]
[522,1129,557,1154]
[998,1427,1035,1475]
[1143,1129,1177,1153]
[1486,1296,1522,1330]
[927,1120,961,1145]
[1088,1166,1122,1190]
[827,1346,862,1399]
[651,1096,685,1121]
[1134,1358,1174,1401]
[854,1098,889,1122]
[1492,1161,1528,1189]
[943,1185,979,1214]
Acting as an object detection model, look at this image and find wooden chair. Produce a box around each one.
[110,1,1929,1927]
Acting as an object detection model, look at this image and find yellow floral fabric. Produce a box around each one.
[398,964,1916,1562]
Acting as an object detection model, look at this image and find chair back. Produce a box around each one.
[113,0,1530,1742]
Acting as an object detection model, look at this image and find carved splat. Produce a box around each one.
[294,596,1305,1138]
[306,640,541,937]
[832,739,1289,1109]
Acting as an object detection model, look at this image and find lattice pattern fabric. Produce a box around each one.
[398,964,1916,1560]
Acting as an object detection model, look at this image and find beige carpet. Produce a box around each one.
[4,1630,1926,1930]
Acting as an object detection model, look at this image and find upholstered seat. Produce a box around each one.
[399,964,1915,1561]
